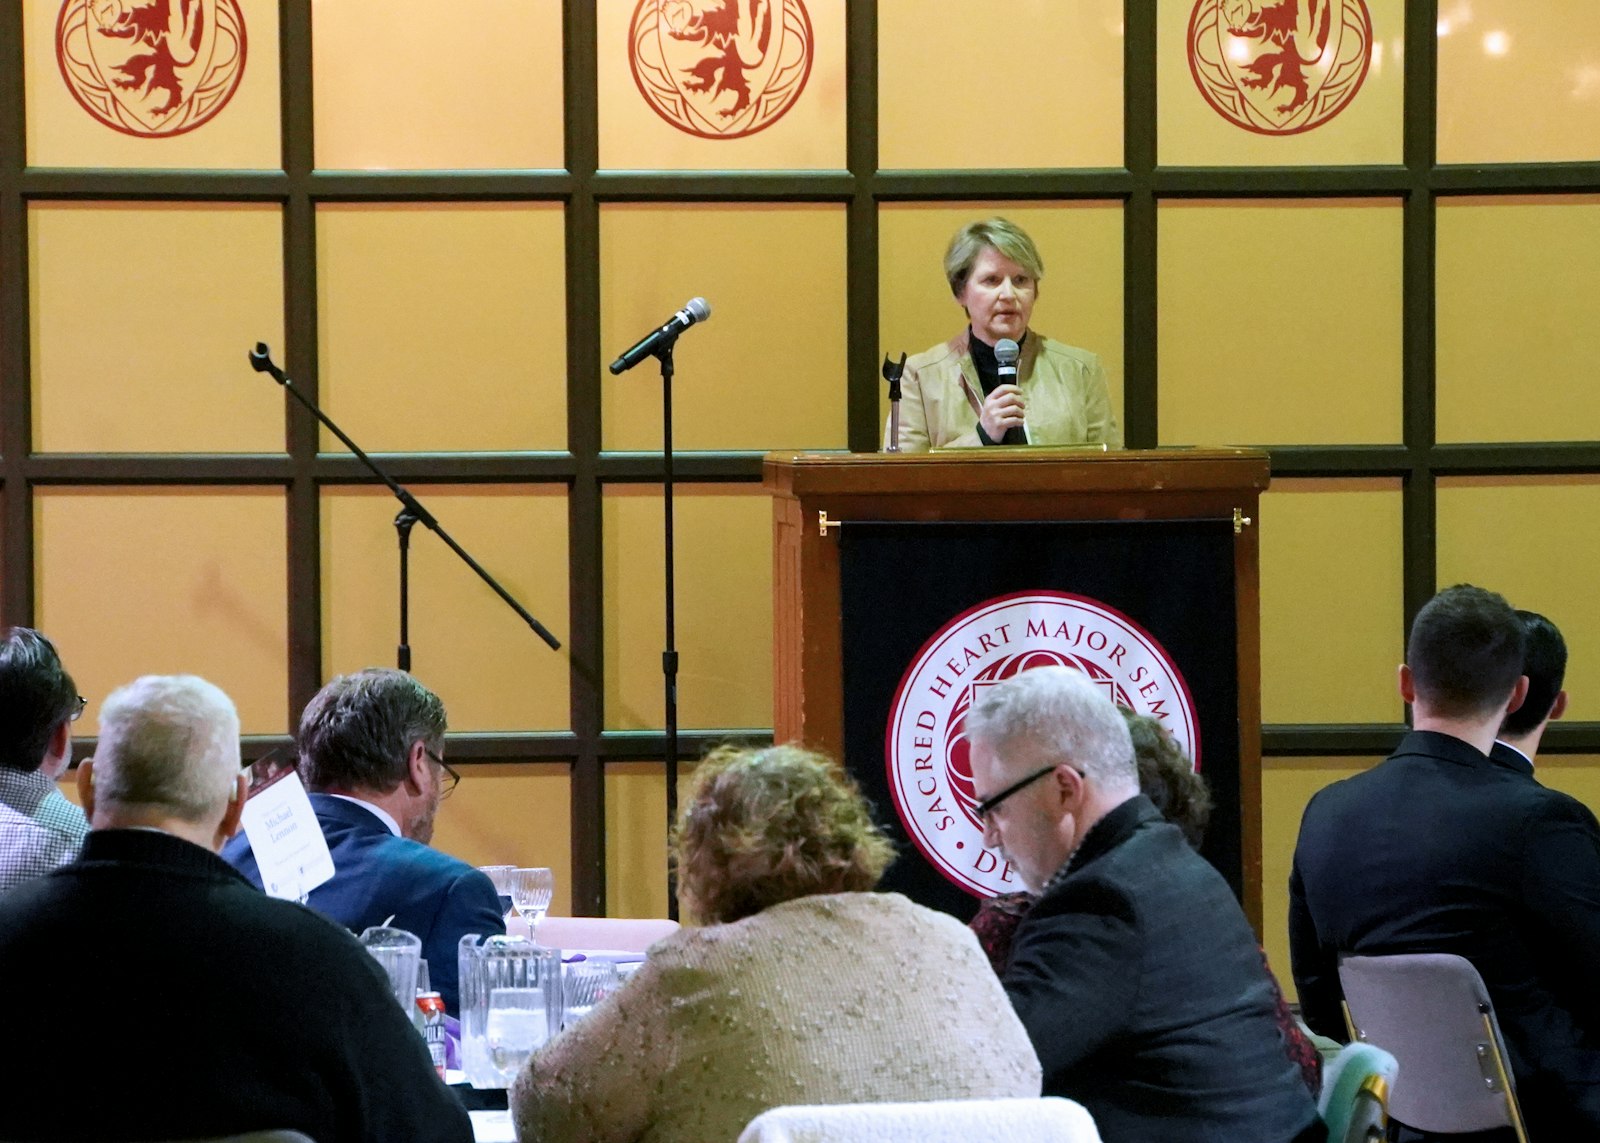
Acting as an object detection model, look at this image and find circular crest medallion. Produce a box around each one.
[56,0,247,138]
[629,0,814,140]
[885,591,1199,898]
[1187,0,1372,135]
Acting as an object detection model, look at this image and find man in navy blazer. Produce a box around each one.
[224,668,504,1013]
[1291,587,1600,1138]
[967,666,1324,1143]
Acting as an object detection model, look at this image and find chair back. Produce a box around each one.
[1338,953,1528,1141]
[531,915,679,953]
[737,1098,1101,1143]
[1317,1041,1396,1143]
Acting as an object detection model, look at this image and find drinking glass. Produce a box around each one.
[357,925,422,1013]
[510,867,554,930]
[478,864,518,919]
[562,960,622,1030]
[486,986,548,1080]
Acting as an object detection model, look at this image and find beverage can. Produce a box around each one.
[415,991,448,1078]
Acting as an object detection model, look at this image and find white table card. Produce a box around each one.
[239,770,335,901]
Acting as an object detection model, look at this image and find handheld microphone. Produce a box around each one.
[609,298,711,375]
[994,338,1024,444]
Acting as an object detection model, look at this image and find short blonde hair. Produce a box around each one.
[944,217,1045,297]
[674,745,896,925]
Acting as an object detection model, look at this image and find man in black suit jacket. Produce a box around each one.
[1291,586,1600,1138]
[0,674,472,1143]
[224,668,504,1013]
[1490,609,1567,775]
[967,666,1324,1143]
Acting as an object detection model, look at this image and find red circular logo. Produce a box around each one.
[884,592,1200,899]
[629,0,814,140]
[56,0,247,138]
[1187,0,1372,135]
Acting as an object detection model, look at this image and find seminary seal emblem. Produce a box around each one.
[629,0,814,139]
[56,0,247,138]
[885,591,1199,898]
[1187,0,1372,135]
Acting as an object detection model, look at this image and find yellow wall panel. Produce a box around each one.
[596,0,845,170]
[1158,0,1404,166]
[1436,197,1600,443]
[35,487,288,734]
[603,484,770,731]
[1261,757,1376,1005]
[878,201,1124,437]
[317,203,567,453]
[877,0,1122,169]
[1535,756,1600,824]
[26,0,281,169]
[1437,477,1600,723]
[604,761,696,919]
[321,485,570,732]
[430,763,573,918]
[1158,199,1402,445]
[30,202,285,453]
[1260,479,1404,724]
[312,0,563,170]
[1438,1,1600,164]
[600,204,846,452]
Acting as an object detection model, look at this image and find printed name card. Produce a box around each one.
[239,770,335,902]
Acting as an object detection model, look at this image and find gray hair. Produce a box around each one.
[944,217,1045,297]
[965,666,1137,792]
[94,675,241,822]
[297,668,446,793]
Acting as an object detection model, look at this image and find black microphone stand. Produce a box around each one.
[248,343,561,673]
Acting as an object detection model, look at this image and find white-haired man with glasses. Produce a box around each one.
[966,666,1323,1143]
[0,627,90,892]
[223,667,503,1015]
[0,674,472,1143]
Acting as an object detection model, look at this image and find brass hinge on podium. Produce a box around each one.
[1233,508,1253,534]
[818,511,841,537]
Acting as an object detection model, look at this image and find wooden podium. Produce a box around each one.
[764,447,1271,929]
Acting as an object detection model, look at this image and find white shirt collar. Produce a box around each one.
[1493,739,1534,770]
[327,793,402,837]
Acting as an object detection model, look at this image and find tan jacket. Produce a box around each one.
[889,329,1122,452]
[511,892,1042,1143]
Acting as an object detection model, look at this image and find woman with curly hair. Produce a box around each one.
[511,744,1041,1143]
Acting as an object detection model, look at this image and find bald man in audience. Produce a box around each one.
[1291,585,1600,1139]
[0,674,471,1143]
[966,666,1324,1143]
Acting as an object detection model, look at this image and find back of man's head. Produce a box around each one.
[967,665,1139,795]
[93,675,240,823]
[297,668,445,793]
[0,628,78,773]
[1406,585,1526,720]
[1500,610,1566,737]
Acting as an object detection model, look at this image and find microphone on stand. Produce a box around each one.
[609,298,712,375]
[995,338,1025,444]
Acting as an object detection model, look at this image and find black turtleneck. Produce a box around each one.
[971,329,1027,445]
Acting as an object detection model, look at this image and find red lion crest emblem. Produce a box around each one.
[629,0,814,140]
[1187,0,1372,135]
[56,0,247,138]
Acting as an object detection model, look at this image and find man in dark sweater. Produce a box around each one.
[966,665,1323,1143]
[0,674,472,1143]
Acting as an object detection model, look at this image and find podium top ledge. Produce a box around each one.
[763,446,1270,499]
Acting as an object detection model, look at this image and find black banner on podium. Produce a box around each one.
[839,518,1239,920]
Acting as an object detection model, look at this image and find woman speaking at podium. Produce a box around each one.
[888,218,1122,452]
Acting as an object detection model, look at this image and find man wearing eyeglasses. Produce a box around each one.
[0,627,90,893]
[223,667,504,1014]
[966,666,1323,1143]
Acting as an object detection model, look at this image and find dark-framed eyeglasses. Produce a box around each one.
[424,748,460,799]
[973,762,1075,821]
[69,695,87,722]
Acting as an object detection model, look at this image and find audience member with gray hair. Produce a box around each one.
[966,666,1322,1143]
[0,627,89,892]
[223,667,503,1013]
[0,674,472,1143]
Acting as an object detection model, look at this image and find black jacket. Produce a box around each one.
[1005,795,1324,1143]
[1290,730,1600,1137]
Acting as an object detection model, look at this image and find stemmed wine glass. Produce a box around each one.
[510,867,555,933]
[478,864,517,920]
